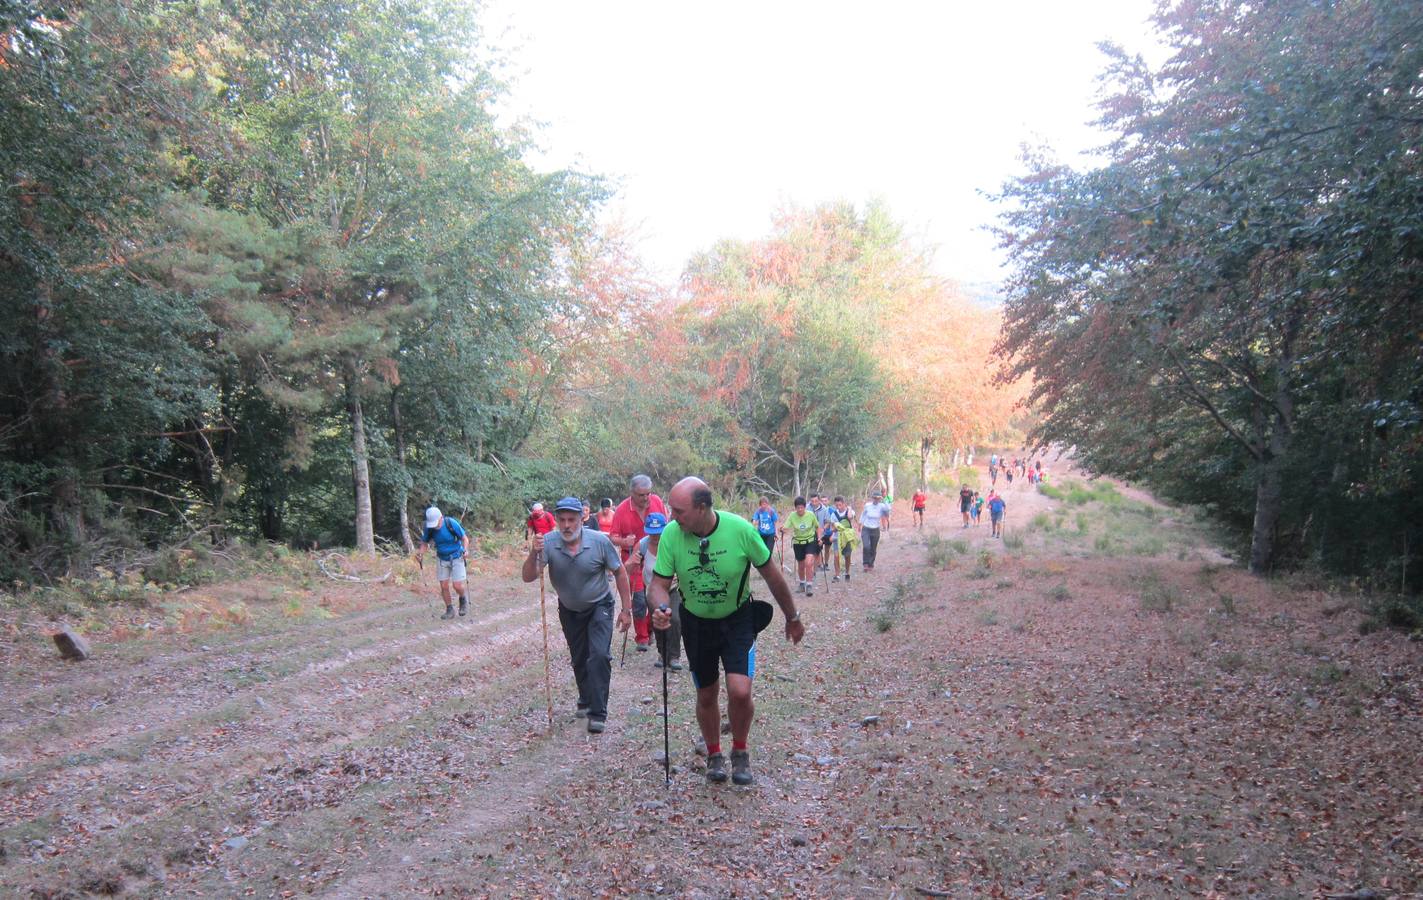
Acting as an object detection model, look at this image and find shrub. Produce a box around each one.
[1046,583,1070,601]
[1138,573,1176,613]
[871,575,919,632]
[1216,651,1246,673]
[925,533,967,568]
[1002,530,1025,550]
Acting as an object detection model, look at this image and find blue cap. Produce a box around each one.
[643,512,668,534]
[554,496,583,513]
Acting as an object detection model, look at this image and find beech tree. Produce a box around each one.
[997,0,1423,578]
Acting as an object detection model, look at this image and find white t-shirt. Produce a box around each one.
[861,501,891,529]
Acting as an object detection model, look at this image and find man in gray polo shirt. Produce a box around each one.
[521,496,633,733]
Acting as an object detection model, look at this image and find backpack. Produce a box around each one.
[433,518,465,560]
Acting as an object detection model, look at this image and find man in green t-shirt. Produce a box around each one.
[781,496,821,597]
[650,477,804,787]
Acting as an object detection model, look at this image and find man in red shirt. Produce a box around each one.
[608,474,666,651]
[911,488,928,528]
[524,502,556,541]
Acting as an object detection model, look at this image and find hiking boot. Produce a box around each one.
[796,581,805,594]
[670,659,683,671]
[694,736,708,757]
[845,571,851,581]
[575,703,590,719]
[653,657,664,669]
[832,575,840,583]
[706,752,728,783]
[441,606,455,620]
[730,749,753,786]
[458,596,468,616]
[806,586,813,597]
[587,717,606,734]
[636,642,649,652]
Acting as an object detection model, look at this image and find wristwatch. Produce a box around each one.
[789,612,801,623]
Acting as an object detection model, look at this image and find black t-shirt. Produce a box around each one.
[959,488,974,510]
[583,514,600,531]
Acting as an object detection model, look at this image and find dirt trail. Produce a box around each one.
[2,461,1421,898]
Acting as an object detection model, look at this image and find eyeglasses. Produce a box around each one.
[698,537,710,566]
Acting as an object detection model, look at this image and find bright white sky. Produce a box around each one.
[480,0,1166,290]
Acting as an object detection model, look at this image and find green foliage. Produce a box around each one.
[0,0,603,576]
[1002,530,1025,550]
[1138,573,1177,614]
[996,0,1423,586]
[871,574,919,632]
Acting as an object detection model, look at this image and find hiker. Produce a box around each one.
[525,502,556,541]
[597,498,616,533]
[860,491,892,572]
[782,496,820,596]
[911,487,927,528]
[648,477,803,786]
[809,494,834,573]
[972,491,985,526]
[522,497,633,733]
[609,474,666,652]
[1004,466,1014,490]
[830,496,856,582]
[629,512,682,671]
[988,491,1007,538]
[751,496,779,555]
[958,484,974,528]
[419,505,471,621]
[582,501,600,531]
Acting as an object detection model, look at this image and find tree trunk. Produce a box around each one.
[919,436,931,488]
[887,463,896,501]
[391,389,415,554]
[1248,445,1287,574]
[346,370,376,555]
[1248,385,1295,575]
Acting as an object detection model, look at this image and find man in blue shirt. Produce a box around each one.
[751,496,779,555]
[987,491,1008,539]
[419,506,470,620]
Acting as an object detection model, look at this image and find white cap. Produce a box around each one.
[424,506,442,529]
[531,502,544,512]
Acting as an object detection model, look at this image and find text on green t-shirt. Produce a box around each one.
[652,511,770,619]
[785,509,818,543]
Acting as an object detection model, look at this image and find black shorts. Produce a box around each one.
[820,533,834,549]
[792,541,818,561]
[681,602,757,688]
[760,533,776,553]
[913,505,925,513]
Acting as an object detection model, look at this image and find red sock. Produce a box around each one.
[706,742,721,756]
[732,740,747,752]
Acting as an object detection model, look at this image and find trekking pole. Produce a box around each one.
[537,558,554,730]
[620,629,628,667]
[659,604,671,787]
[417,552,438,618]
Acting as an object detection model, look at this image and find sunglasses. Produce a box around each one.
[698,537,710,566]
